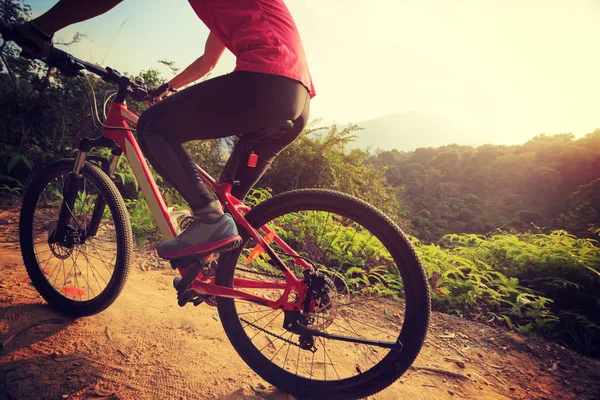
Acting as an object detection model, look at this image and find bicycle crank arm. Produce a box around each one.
[296,323,403,351]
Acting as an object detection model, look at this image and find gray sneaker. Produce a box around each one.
[157,214,241,259]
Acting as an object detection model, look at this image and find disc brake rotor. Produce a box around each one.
[308,275,339,330]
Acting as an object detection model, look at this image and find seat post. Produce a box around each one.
[219,120,294,185]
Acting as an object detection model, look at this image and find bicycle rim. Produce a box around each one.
[217,189,430,398]
[29,168,119,302]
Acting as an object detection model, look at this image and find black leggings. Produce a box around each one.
[137,71,310,214]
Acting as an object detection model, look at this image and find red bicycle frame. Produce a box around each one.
[101,100,312,311]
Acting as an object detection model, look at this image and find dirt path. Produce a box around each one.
[1,207,599,400]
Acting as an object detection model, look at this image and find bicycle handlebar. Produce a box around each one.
[0,20,149,99]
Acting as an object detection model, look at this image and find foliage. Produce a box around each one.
[0,0,31,25]
[263,209,402,299]
[370,132,600,241]
[261,124,406,227]
[246,187,599,356]
[125,191,159,247]
[243,187,272,208]
[418,231,600,356]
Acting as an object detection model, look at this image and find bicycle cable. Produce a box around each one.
[77,76,99,130]
[77,74,135,132]
[235,249,318,279]
[102,90,117,120]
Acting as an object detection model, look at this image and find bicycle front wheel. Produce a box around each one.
[19,159,132,317]
[216,189,430,400]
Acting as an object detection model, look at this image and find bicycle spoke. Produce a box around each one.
[65,202,83,231]
[81,245,107,294]
[325,334,353,378]
[249,311,282,341]
[336,296,386,308]
[337,313,383,365]
[42,256,57,280]
[270,331,294,362]
[310,348,315,378]
[53,260,67,288]
[295,342,301,375]
[322,335,326,380]
[236,308,276,317]
[86,241,115,275]
[78,250,109,287]
[223,195,421,389]
[281,332,294,368]
[72,256,82,301]
[72,247,96,299]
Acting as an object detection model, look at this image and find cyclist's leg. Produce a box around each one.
[229,100,310,201]
[136,71,309,257]
[137,71,309,215]
[13,0,123,57]
[33,0,123,34]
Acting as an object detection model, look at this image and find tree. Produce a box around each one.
[560,179,600,236]
[0,0,31,24]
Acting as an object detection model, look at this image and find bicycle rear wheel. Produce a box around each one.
[216,189,430,400]
[19,159,132,317]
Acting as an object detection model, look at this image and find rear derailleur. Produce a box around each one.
[281,270,335,352]
[283,311,316,352]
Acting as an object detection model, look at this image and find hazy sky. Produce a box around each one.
[28,0,600,144]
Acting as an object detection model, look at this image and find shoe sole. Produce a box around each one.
[158,235,242,260]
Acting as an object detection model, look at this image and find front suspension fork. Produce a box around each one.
[52,151,87,243]
[52,149,121,242]
[87,148,121,237]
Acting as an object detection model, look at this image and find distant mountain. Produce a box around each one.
[347,112,485,151]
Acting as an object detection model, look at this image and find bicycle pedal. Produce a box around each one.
[170,253,215,270]
[220,238,242,253]
[176,288,209,307]
[192,296,207,306]
[173,276,182,289]
[177,289,197,307]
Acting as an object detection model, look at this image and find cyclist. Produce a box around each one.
[11,0,315,259]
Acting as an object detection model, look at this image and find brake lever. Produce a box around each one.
[129,84,152,102]
[45,47,84,77]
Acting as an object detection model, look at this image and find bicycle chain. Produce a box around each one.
[236,266,283,279]
[235,266,322,352]
[240,317,301,349]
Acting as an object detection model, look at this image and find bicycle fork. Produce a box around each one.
[52,147,121,244]
[87,148,121,237]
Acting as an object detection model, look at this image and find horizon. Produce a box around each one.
[333,111,600,152]
[25,0,600,145]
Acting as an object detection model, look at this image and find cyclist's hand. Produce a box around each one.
[148,83,177,99]
[12,22,53,59]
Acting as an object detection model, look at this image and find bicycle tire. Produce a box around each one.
[216,189,430,400]
[19,159,132,317]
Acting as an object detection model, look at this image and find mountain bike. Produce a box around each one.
[1,22,430,400]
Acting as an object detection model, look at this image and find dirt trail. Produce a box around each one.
[0,207,599,400]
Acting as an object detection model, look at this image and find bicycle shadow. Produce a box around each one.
[216,387,293,400]
[0,303,74,356]
[0,303,112,400]
[0,348,127,400]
